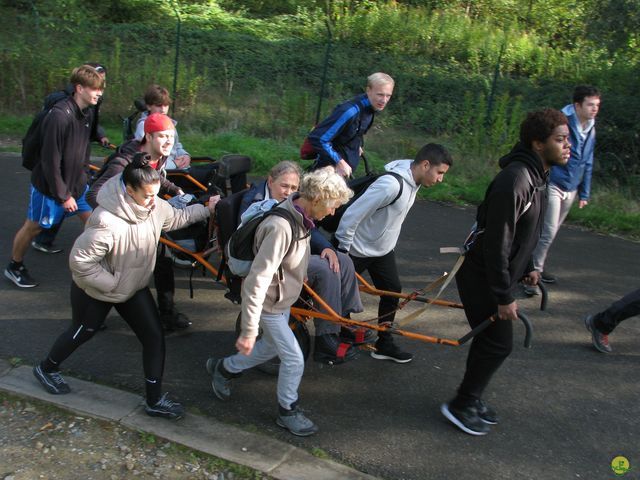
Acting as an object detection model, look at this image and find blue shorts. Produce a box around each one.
[27,185,92,229]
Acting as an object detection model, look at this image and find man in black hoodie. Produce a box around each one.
[441,109,570,436]
[5,65,105,288]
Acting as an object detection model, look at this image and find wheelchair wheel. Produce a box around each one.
[234,312,310,376]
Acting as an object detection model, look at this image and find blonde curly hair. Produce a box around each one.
[298,166,353,207]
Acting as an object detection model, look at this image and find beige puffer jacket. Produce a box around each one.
[69,173,209,303]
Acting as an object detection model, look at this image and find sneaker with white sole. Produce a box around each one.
[371,340,413,363]
[145,393,185,419]
[584,314,612,353]
[476,399,498,425]
[31,241,63,254]
[5,264,38,288]
[33,365,70,394]
[441,402,490,436]
[276,405,318,436]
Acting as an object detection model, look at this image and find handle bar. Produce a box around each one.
[458,311,533,348]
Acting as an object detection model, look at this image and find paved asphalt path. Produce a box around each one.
[1,153,638,479]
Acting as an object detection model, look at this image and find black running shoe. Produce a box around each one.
[33,365,70,394]
[371,340,413,363]
[5,264,38,288]
[441,402,490,436]
[540,271,557,284]
[476,399,498,425]
[145,393,185,419]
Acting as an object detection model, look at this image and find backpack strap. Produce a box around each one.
[382,171,404,209]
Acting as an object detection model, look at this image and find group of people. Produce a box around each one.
[6,64,635,437]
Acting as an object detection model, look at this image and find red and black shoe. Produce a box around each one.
[313,334,358,364]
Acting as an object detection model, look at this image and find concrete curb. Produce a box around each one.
[0,359,379,480]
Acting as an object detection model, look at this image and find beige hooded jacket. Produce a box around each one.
[240,195,311,338]
[69,173,209,303]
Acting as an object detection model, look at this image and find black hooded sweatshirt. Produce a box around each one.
[461,144,547,305]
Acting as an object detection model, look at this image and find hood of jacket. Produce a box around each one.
[498,143,547,187]
[561,103,595,132]
[384,159,420,189]
[96,173,155,225]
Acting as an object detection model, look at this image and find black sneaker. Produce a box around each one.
[476,399,498,425]
[33,365,70,394]
[339,326,376,345]
[441,402,490,436]
[160,310,192,331]
[206,358,233,401]
[276,405,318,436]
[371,340,413,364]
[31,241,62,254]
[5,264,38,288]
[313,334,358,364]
[145,393,185,419]
[540,271,556,284]
[584,314,612,353]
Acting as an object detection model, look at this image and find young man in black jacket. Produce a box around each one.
[32,62,110,255]
[441,109,570,436]
[308,72,394,177]
[5,65,105,288]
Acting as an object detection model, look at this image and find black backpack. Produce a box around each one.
[317,171,404,233]
[225,203,302,278]
[22,91,72,171]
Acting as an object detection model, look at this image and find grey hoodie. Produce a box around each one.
[335,159,420,257]
[69,173,209,303]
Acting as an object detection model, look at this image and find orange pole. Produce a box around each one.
[158,237,222,280]
[355,272,463,308]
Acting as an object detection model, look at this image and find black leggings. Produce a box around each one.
[42,282,165,405]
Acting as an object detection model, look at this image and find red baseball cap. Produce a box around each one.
[144,113,174,134]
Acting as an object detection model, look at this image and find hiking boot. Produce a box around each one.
[339,326,376,345]
[371,339,413,364]
[31,241,63,254]
[476,399,498,425]
[145,392,185,419]
[33,365,70,394]
[313,334,357,364]
[160,310,192,331]
[540,271,556,284]
[441,402,490,436]
[206,358,233,401]
[522,283,540,297]
[276,405,318,436]
[5,263,38,288]
[584,314,612,353]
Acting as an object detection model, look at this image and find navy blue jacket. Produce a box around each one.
[549,104,596,200]
[308,93,374,171]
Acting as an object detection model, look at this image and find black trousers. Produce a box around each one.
[453,261,513,407]
[594,288,640,334]
[44,282,165,404]
[351,250,401,344]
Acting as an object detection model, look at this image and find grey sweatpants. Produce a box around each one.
[224,311,303,409]
[307,252,363,335]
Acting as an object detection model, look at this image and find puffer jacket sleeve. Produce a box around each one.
[156,198,210,232]
[69,221,119,293]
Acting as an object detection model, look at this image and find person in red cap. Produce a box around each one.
[87,113,196,332]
